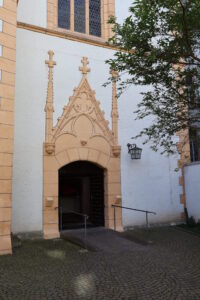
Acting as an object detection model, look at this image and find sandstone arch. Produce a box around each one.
[43,54,122,239]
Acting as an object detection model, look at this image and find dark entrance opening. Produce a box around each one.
[59,161,105,230]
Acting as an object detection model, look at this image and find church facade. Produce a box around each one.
[0,0,189,254]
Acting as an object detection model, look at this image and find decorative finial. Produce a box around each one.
[79,57,90,76]
[110,69,118,80]
[45,50,56,68]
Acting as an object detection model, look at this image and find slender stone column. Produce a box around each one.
[110,69,119,145]
[45,51,56,143]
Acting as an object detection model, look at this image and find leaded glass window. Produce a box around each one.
[58,0,70,30]
[57,0,102,37]
[74,0,86,33]
[89,0,101,37]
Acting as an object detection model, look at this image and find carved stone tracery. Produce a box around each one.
[43,54,122,239]
[49,64,115,148]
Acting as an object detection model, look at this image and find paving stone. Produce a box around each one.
[0,227,199,299]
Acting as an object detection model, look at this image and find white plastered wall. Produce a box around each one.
[12,0,183,233]
[185,163,200,222]
[17,0,47,27]
[12,28,183,233]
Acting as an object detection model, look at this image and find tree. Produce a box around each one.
[106,0,200,155]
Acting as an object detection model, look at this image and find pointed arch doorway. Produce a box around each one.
[59,161,105,230]
[43,55,122,239]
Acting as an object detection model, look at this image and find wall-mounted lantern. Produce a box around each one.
[127,143,142,159]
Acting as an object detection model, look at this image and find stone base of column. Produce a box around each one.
[0,235,12,255]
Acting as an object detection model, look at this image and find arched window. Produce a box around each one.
[48,0,115,40]
[58,0,101,37]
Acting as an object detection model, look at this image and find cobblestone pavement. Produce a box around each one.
[0,227,200,299]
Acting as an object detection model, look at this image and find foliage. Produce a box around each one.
[106,0,200,154]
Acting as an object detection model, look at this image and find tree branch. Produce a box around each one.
[179,0,200,63]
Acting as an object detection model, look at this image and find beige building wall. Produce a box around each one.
[0,0,17,255]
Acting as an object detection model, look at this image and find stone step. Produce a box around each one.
[61,227,145,253]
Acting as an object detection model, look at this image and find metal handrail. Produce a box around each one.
[112,204,156,230]
[59,207,89,249]
[63,209,88,219]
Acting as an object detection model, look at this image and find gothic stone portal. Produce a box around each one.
[59,161,105,230]
[43,55,122,239]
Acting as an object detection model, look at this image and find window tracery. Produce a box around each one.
[47,0,115,40]
[89,0,101,37]
[58,0,70,29]
[74,0,86,34]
